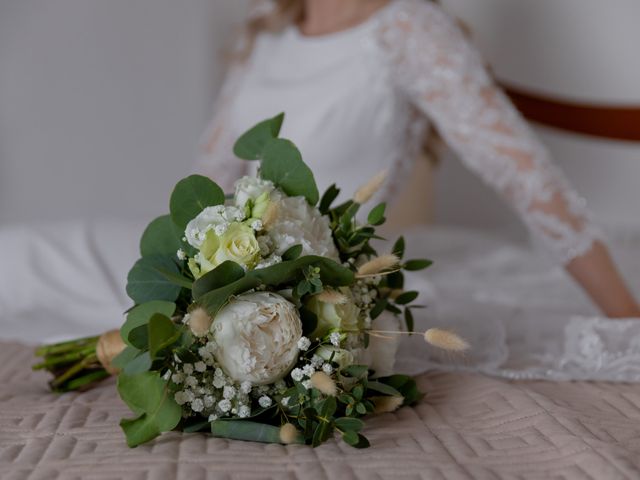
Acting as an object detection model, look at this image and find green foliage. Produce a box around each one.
[191,261,246,299]
[121,301,176,347]
[118,372,182,447]
[261,138,319,205]
[139,215,185,257]
[403,259,433,271]
[394,291,419,305]
[281,244,303,261]
[194,256,354,316]
[169,175,225,230]
[319,184,340,214]
[367,203,386,226]
[126,256,184,304]
[148,314,181,359]
[233,113,284,160]
[211,420,302,444]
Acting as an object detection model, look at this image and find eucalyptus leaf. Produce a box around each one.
[128,324,149,350]
[343,431,370,448]
[196,256,354,316]
[261,138,319,205]
[233,113,284,160]
[126,256,183,304]
[118,372,182,447]
[140,215,184,257]
[122,351,152,375]
[147,314,180,359]
[169,175,225,230]
[121,301,176,347]
[192,260,246,299]
[111,346,139,370]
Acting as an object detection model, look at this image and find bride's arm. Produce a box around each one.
[566,242,640,317]
[379,2,639,317]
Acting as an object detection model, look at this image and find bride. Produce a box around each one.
[195,0,640,379]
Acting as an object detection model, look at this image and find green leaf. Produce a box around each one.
[169,175,225,230]
[147,314,180,359]
[367,381,402,397]
[233,113,284,160]
[342,431,370,448]
[196,256,354,316]
[395,291,419,305]
[403,259,433,271]
[404,307,415,333]
[392,236,406,259]
[334,417,364,432]
[355,403,367,415]
[376,375,424,405]
[319,184,340,214]
[369,298,388,320]
[353,386,364,401]
[282,244,303,262]
[122,351,152,375]
[386,271,404,289]
[139,215,184,257]
[299,306,318,337]
[126,256,183,304]
[128,324,149,350]
[117,372,182,447]
[261,138,319,205]
[192,261,246,299]
[340,365,368,379]
[111,346,139,370]
[211,420,302,444]
[367,203,386,226]
[121,301,176,347]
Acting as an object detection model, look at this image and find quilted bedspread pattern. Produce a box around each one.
[1,341,640,480]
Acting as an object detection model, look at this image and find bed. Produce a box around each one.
[1,221,639,479]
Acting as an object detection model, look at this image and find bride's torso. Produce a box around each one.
[226,5,427,204]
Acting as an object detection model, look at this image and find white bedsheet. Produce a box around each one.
[1,220,639,381]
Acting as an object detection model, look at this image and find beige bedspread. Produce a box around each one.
[2,341,639,480]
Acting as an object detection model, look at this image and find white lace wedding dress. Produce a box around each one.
[194,0,640,381]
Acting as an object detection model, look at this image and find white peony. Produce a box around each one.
[266,196,338,260]
[211,292,303,385]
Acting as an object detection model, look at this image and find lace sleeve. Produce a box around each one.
[379,1,601,264]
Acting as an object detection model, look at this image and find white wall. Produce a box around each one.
[1,0,638,229]
[0,0,250,224]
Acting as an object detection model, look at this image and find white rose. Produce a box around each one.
[234,176,275,213]
[266,196,338,260]
[185,205,245,249]
[211,292,303,385]
[211,223,261,268]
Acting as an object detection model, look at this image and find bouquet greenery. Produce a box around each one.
[34,114,468,448]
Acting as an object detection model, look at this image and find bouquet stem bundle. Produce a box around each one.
[32,330,123,392]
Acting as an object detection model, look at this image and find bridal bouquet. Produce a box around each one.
[34,114,467,449]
